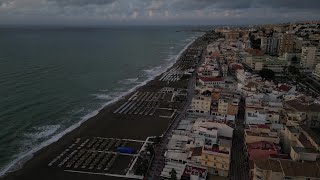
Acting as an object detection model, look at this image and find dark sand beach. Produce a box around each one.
[1,35,208,180]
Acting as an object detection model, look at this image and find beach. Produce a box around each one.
[1,33,209,180]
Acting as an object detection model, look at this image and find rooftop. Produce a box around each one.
[182,164,207,179]
[255,124,270,129]
[298,133,316,149]
[292,147,318,154]
[245,130,278,138]
[255,158,320,178]
[269,154,291,160]
[199,76,223,82]
[254,158,282,172]
[191,147,203,157]
[300,125,320,145]
[285,96,320,112]
[274,84,291,92]
[247,141,280,160]
[280,159,320,178]
[287,126,299,134]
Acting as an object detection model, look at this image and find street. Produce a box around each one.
[229,98,250,180]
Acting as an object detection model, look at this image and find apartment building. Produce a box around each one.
[285,96,320,127]
[312,63,320,80]
[245,124,280,144]
[188,95,212,115]
[198,77,225,88]
[261,35,281,55]
[300,45,320,70]
[200,138,232,177]
[278,33,295,56]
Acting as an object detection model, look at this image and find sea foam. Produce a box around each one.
[0,34,201,177]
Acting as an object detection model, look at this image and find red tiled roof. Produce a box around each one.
[256,124,270,129]
[231,64,244,70]
[191,147,203,156]
[245,82,258,88]
[275,84,291,92]
[182,165,207,178]
[247,141,279,160]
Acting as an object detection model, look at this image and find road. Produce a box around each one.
[146,46,206,179]
[146,74,196,179]
[229,98,250,180]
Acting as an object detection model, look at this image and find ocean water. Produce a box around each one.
[0,26,202,174]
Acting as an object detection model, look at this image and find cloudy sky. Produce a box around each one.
[0,0,320,25]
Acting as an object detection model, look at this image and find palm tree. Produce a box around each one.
[282,66,288,82]
[170,168,178,180]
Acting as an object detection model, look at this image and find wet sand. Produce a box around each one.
[1,36,207,180]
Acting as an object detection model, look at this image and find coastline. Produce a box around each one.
[1,33,206,180]
[0,33,201,177]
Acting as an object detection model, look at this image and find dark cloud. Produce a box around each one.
[256,0,320,9]
[0,0,319,25]
[46,0,320,11]
[0,0,12,6]
[171,0,320,10]
[48,0,117,6]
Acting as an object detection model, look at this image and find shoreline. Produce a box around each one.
[1,34,206,179]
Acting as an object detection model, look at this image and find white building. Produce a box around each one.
[300,46,320,70]
[188,95,212,115]
[312,63,320,80]
[198,77,225,88]
[245,110,267,125]
[193,119,234,139]
[236,69,248,83]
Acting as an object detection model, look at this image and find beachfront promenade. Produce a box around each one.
[146,42,207,179]
[147,72,197,179]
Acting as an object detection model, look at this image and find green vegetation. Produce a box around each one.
[170,168,178,180]
[259,68,275,80]
[249,34,261,49]
[291,56,299,63]
[288,66,300,76]
[134,143,155,176]
[135,157,149,175]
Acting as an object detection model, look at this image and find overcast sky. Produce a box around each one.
[0,0,320,25]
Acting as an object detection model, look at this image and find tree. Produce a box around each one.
[282,66,288,75]
[146,144,154,155]
[170,168,178,180]
[249,34,261,49]
[288,65,300,76]
[291,56,298,63]
[281,66,288,82]
[259,68,275,81]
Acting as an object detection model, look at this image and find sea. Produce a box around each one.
[0,26,205,174]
